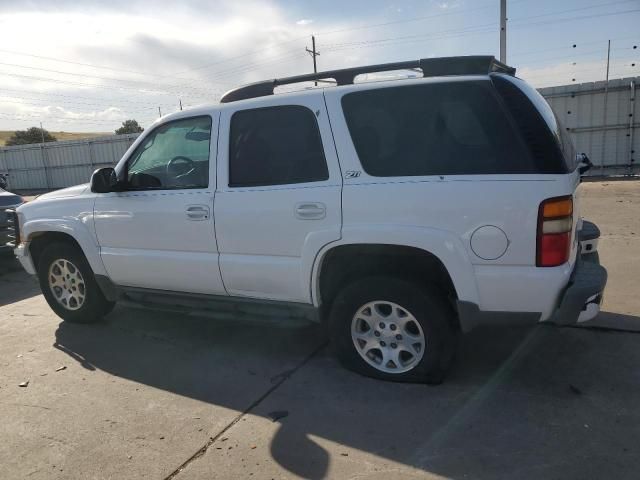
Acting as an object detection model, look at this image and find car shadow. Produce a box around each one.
[0,257,41,306]
[53,307,640,479]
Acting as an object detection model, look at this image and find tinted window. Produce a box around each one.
[126,116,211,189]
[491,75,574,173]
[341,81,535,177]
[229,106,329,187]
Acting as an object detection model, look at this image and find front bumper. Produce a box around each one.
[0,223,12,249]
[13,242,36,274]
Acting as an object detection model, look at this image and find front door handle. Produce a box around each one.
[295,202,326,220]
[186,204,210,221]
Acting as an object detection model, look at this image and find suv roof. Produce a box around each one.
[220,55,515,103]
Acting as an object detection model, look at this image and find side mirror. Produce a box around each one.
[90,167,117,193]
[577,153,593,175]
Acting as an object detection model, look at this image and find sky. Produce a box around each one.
[0,0,637,133]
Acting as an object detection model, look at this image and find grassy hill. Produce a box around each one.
[0,131,111,146]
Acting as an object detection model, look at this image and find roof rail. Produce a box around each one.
[220,55,515,103]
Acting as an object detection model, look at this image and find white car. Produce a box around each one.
[10,56,607,383]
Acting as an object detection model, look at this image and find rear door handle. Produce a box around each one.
[295,202,326,220]
[186,204,210,221]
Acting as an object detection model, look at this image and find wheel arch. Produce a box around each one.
[311,230,480,315]
[24,221,107,277]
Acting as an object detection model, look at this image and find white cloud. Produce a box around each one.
[296,19,313,26]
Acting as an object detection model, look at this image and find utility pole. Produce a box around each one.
[306,35,320,86]
[601,39,611,175]
[158,106,162,118]
[39,122,45,143]
[179,99,183,111]
[499,0,507,63]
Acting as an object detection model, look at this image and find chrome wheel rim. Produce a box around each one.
[351,300,425,374]
[48,259,86,311]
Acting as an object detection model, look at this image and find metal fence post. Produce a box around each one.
[629,80,636,175]
[88,140,95,169]
[41,144,51,189]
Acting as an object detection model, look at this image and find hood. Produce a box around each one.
[0,188,23,207]
[36,183,90,201]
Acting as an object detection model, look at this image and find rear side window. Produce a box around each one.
[491,75,575,173]
[341,81,535,177]
[229,105,329,187]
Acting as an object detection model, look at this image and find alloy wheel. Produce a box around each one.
[351,300,425,374]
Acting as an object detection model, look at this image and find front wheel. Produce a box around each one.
[329,277,457,384]
[37,243,115,323]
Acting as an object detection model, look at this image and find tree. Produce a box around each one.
[6,127,57,146]
[115,119,144,135]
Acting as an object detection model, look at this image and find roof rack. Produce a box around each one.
[220,55,515,103]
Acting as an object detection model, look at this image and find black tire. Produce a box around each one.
[37,242,115,323]
[329,276,457,384]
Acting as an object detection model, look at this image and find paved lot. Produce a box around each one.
[1,180,639,479]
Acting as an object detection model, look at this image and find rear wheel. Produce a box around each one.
[37,243,114,323]
[329,276,457,384]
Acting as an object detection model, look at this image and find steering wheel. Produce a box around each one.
[166,156,195,179]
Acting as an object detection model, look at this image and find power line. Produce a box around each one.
[0,49,153,76]
[0,49,306,95]
[0,71,221,98]
[0,87,185,108]
[314,0,505,36]
[0,61,220,95]
[162,35,309,78]
[510,35,639,57]
[314,0,632,39]
[321,9,640,55]
[0,98,167,116]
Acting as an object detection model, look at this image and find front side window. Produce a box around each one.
[125,116,212,189]
[229,105,329,187]
[341,81,535,177]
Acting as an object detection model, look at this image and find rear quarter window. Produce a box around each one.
[341,80,536,177]
[491,75,575,173]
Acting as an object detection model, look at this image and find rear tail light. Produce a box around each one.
[537,196,573,267]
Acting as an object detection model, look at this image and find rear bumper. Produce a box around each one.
[457,218,606,331]
[546,218,608,325]
[548,256,607,325]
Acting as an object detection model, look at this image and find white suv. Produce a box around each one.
[9,56,607,383]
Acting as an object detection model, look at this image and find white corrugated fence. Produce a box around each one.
[0,134,138,191]
[539,76,638,176]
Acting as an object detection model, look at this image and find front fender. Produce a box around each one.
[310,225,480,307]
[22,216,107,277]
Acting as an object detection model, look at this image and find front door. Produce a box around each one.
[94,114,226,295]
[215,96,342,303]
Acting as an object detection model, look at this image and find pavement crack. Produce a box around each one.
[163,341,327,480]
[1,402,53,411]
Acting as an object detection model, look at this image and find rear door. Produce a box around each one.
[215,94,342,303]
